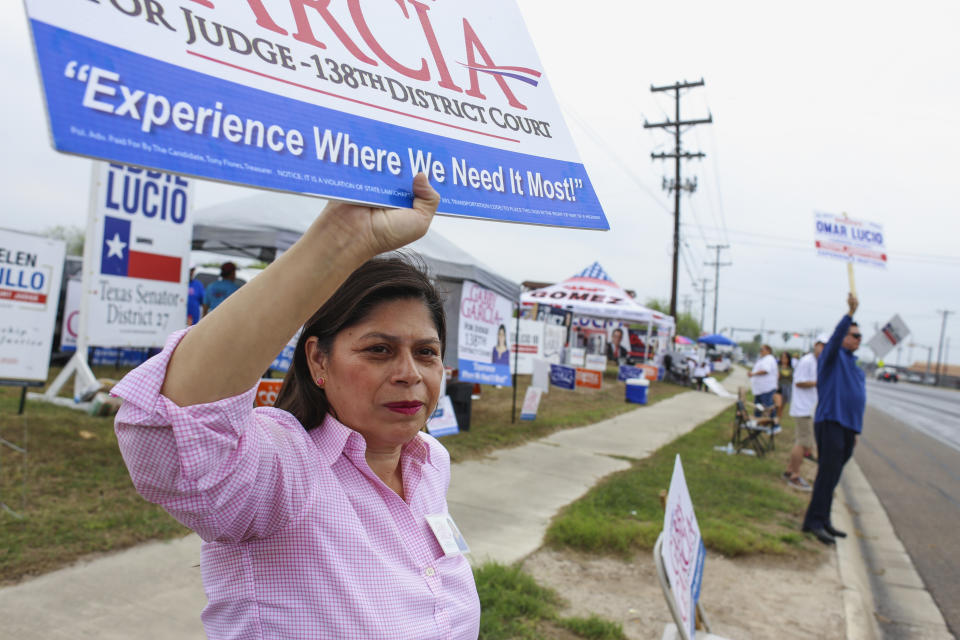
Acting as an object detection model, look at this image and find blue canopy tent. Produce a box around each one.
[697,334,736,347]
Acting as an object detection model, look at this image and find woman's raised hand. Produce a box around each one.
[323,173,440,260]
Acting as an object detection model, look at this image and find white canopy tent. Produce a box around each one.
[520,262,675,363]
[191,191,521,369]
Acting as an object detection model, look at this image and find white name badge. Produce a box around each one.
[425,513,471,556]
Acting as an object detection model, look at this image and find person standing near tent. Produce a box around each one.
[747,344,779,420]
[802,294,865,545]
[111,175,481,639]
[186,266,204,325]
[202,261,241,315]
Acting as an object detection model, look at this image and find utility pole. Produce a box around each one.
[693,277,710,333]
[644,79,712,320]
[935,309,954,386]
[681,294,693,317]
[704,244,731,334]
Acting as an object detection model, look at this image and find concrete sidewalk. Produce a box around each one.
[0,367,947,639]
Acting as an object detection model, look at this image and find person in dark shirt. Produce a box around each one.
[802,293,865,545]
[186,267,205,325]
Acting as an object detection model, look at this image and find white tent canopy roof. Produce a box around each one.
[192,191,520,300]
[521,262,674,329]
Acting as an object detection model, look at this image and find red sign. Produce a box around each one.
[255,379,283,408]
[575,368,602,389]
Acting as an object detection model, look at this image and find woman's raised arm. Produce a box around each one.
[161,174,440,407]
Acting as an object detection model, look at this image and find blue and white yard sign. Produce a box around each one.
[457,280,513,386]
[549,363,576,390]
[0,229,65,382]
[23,0,607,230]
[84,163,193,348]
[814,212,886,268]
[663,455,705,640]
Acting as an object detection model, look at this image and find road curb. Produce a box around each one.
[836,459,953,639]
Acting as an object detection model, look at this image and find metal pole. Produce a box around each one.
[935,310,953,386]
[510,303,520,423]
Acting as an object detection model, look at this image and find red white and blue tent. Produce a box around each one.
[520,262,674,329]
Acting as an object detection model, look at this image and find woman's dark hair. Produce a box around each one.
[780,351,791,366]
[274,253,446,430]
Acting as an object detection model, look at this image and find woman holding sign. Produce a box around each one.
[111,175,481,639]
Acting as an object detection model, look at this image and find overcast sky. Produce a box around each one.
[5,0,959,366]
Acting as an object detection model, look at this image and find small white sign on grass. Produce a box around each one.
[662,455,706,640]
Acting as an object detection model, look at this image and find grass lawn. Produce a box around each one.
[0,365,189,584]
[474,562,626,640]
[0,362,683,582]
[544,407,822,558]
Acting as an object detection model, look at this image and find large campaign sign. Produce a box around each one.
[84,162,193,347]
[663,455,706,640]
[0,229,66,382]
[458,280,513,386]
[23,0,606,230]
[814,212,886,268]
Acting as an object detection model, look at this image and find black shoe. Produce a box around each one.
[824,524,847,538]
[802,526,836,545]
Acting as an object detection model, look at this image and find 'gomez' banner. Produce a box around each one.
[24,0,606,230]
[84,162,193,347]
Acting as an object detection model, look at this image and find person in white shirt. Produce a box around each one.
[748,344,779,419]
[783,335,827,491]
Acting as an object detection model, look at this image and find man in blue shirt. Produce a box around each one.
[186,267,205,325]
[203,262,242,315]
[802,293,866,545]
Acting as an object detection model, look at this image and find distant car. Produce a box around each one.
[875,367,899,382]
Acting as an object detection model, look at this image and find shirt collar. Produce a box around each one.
[309,414,432,467]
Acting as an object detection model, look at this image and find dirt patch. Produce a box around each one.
[523,548,846,639]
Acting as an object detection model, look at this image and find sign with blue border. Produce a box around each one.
[23,1,607,230]
[549,364,576,390]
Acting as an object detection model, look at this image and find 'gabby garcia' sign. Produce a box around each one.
[24,0,606,230]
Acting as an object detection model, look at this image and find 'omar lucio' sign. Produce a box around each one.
[23,0,607,229]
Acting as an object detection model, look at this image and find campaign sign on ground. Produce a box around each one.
[426,395,459,437]
[270,328,302,373]
[618,364,644,382]
[24,0,606,230]
[458,280,513,386]
[84,163,193,348]
[575,367,601,389]
[515,319,544,375]
[519,387,543,421]
[866,314,910,360]
[663,455,706,640]
[254,378,283,408]
[549,364,576,390]
[0,229,66,382]
[814,212,886,268]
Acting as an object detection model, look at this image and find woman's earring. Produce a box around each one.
[316,377,325,387]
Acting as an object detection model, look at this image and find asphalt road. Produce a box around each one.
[856,380,960,638]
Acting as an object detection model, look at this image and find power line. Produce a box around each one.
[644,78,713,320]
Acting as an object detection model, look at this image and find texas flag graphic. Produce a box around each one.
[100,216,182,283]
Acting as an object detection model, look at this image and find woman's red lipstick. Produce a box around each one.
[385,401,423,415]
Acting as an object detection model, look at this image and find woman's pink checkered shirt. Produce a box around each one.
[113,329,480,639]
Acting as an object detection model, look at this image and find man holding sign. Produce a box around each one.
[802,293,865,545]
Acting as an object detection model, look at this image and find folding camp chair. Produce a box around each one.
[654,533,729,640]
[730,388,781,456]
